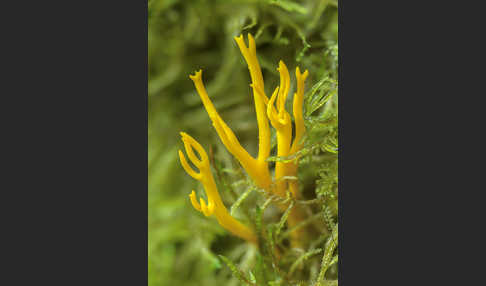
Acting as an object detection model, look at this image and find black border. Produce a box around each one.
[2,1,148,283]
[338,1,480,284]
[338,0,343,284]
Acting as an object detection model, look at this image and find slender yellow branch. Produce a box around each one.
[265,61,293,197]
[291,67,309,154]
[178,132,257,244]
[288,67,309,198]
[234,34,271,164]
[234,34,265,94]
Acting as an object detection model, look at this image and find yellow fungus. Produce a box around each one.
[178,132,257,244]
[288,67,309,197]
[263,62,310,248]
[264,61,293,196]
[261,61,309,198]
[189,34,272,190]
[182,34,310,247]
[291,67,309,154]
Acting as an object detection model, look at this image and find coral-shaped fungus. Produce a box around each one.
[179,34,308,245]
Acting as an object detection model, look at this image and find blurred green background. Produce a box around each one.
[149,1,338,285]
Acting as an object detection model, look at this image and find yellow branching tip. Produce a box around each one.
[234,34,255,50]
[267,60,291,129]
[189,191,215,217]
[189,190,201,211]
[291,66,309,155]
[296,67,309,81]
[267,86,288,128]
[189,70,203,81]
[179,132,257,244]
[275,61,289,111]
[200,197,214,217]
[183,132,208,161]
[178,149,201,180]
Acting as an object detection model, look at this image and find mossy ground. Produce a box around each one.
[149,1,338,285]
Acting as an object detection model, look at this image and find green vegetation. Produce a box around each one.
[149,0,338,285]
